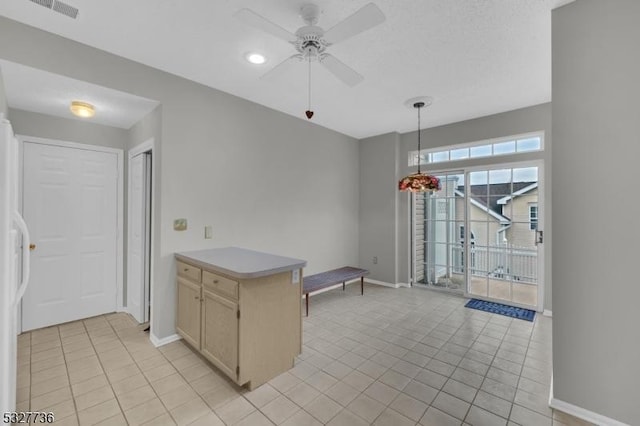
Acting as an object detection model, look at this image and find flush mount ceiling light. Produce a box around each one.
[69,101,95,118]
[246,53,266,64]
[399,97,441,193]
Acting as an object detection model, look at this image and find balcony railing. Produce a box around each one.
[452,244,538,284]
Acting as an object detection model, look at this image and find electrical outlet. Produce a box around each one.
[373,256,378,264]
[204,225,213,239]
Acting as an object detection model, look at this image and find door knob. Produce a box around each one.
[29,243,36,251]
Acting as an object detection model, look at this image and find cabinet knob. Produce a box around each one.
[29,243,36,251]
[194,296,199,300]
[184,268,189,272]
[213,280,219,284]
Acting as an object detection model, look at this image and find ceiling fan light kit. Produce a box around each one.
[235,2,385,119]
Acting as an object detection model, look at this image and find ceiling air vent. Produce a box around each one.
[52,0,78,19]
[29,0,53,8]
[28,0,78,19]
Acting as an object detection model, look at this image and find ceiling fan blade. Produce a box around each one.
[260,55,302,80]
[323,3,385,44]
[320,54,364,87]
[234,8,296,42]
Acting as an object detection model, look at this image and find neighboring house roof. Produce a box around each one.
[496,183,538,205]
[454,189,510,223]
[457,182,536,218]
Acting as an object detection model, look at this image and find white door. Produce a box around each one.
[22,142,119,331]
[127,152,150,323]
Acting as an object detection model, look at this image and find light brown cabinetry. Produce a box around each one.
[201,288,238,379]
[176,276,201,348]
[175,256,302,390]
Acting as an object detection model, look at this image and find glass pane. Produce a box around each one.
[470,145,492,158]
[469,171,488,186]
[432,151,449,163]
[409,152,418,166]
[517,137,541,152]
[513,167,538,183]
[493,141,516,155]
[450,148,469,160]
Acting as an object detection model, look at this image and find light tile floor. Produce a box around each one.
[16,284,595,425]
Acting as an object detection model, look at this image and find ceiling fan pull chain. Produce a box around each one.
[306,55,314,119]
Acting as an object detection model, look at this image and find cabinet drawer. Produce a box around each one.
[177,261,202,282]
[203,270,238,299]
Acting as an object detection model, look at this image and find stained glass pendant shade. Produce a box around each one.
[398,100,441,192]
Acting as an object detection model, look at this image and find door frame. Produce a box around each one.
[17,135,124,332]
[127,138,154,324]
[409,159,545,312]
[460,160,545,312]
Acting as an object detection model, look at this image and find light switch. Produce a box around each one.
[173,218,187,231]
[204,225,213,239]
[291,269,300,284]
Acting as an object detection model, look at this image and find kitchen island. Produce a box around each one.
[175,247,306,390]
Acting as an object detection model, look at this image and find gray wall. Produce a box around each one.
[0,17,360,340]
[0,66,6,117]
[359,132,400,284]
[552,1,640,423]
[128,105,162,150]
[8,108,127,149]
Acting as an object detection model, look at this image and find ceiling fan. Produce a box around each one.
[234,2,385,88]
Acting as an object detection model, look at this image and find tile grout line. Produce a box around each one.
[104,314,172,426]
[55,324,80,424]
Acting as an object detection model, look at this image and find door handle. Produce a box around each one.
[535,230,543,245]
[13,211,31,306]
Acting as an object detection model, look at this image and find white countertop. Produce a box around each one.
[175,247,307,279]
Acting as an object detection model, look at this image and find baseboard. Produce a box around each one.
[549,398,629,426]
[543,309,552,317]
[365,278,399,288]
[397,282,411,288]
[150,332,181,348]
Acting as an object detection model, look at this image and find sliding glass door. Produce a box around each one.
[466,165,542,308]
[411,163,543,310]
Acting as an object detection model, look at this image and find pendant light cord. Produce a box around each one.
[417,104,422,173]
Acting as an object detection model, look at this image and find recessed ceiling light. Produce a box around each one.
[70,101,95,118]
[246,53,266,65]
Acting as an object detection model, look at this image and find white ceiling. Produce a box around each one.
[0,0,574,138]
[0,59,159,129]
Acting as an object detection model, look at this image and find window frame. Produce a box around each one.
[408,131,544,167]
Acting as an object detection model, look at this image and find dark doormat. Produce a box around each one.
[465,298,536,322]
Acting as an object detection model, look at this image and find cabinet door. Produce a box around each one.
[201,289,238,380]
[176,277,201,348]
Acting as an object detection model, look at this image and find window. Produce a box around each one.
[408,133,543,166]
[529,203,538,230]
[459,225,475,243]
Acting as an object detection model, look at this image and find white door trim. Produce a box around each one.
[127,138,154,324]
[16,135,125,328]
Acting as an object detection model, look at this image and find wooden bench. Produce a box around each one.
[303,266,369,316]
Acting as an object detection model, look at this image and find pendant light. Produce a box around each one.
[399,99,441,192]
